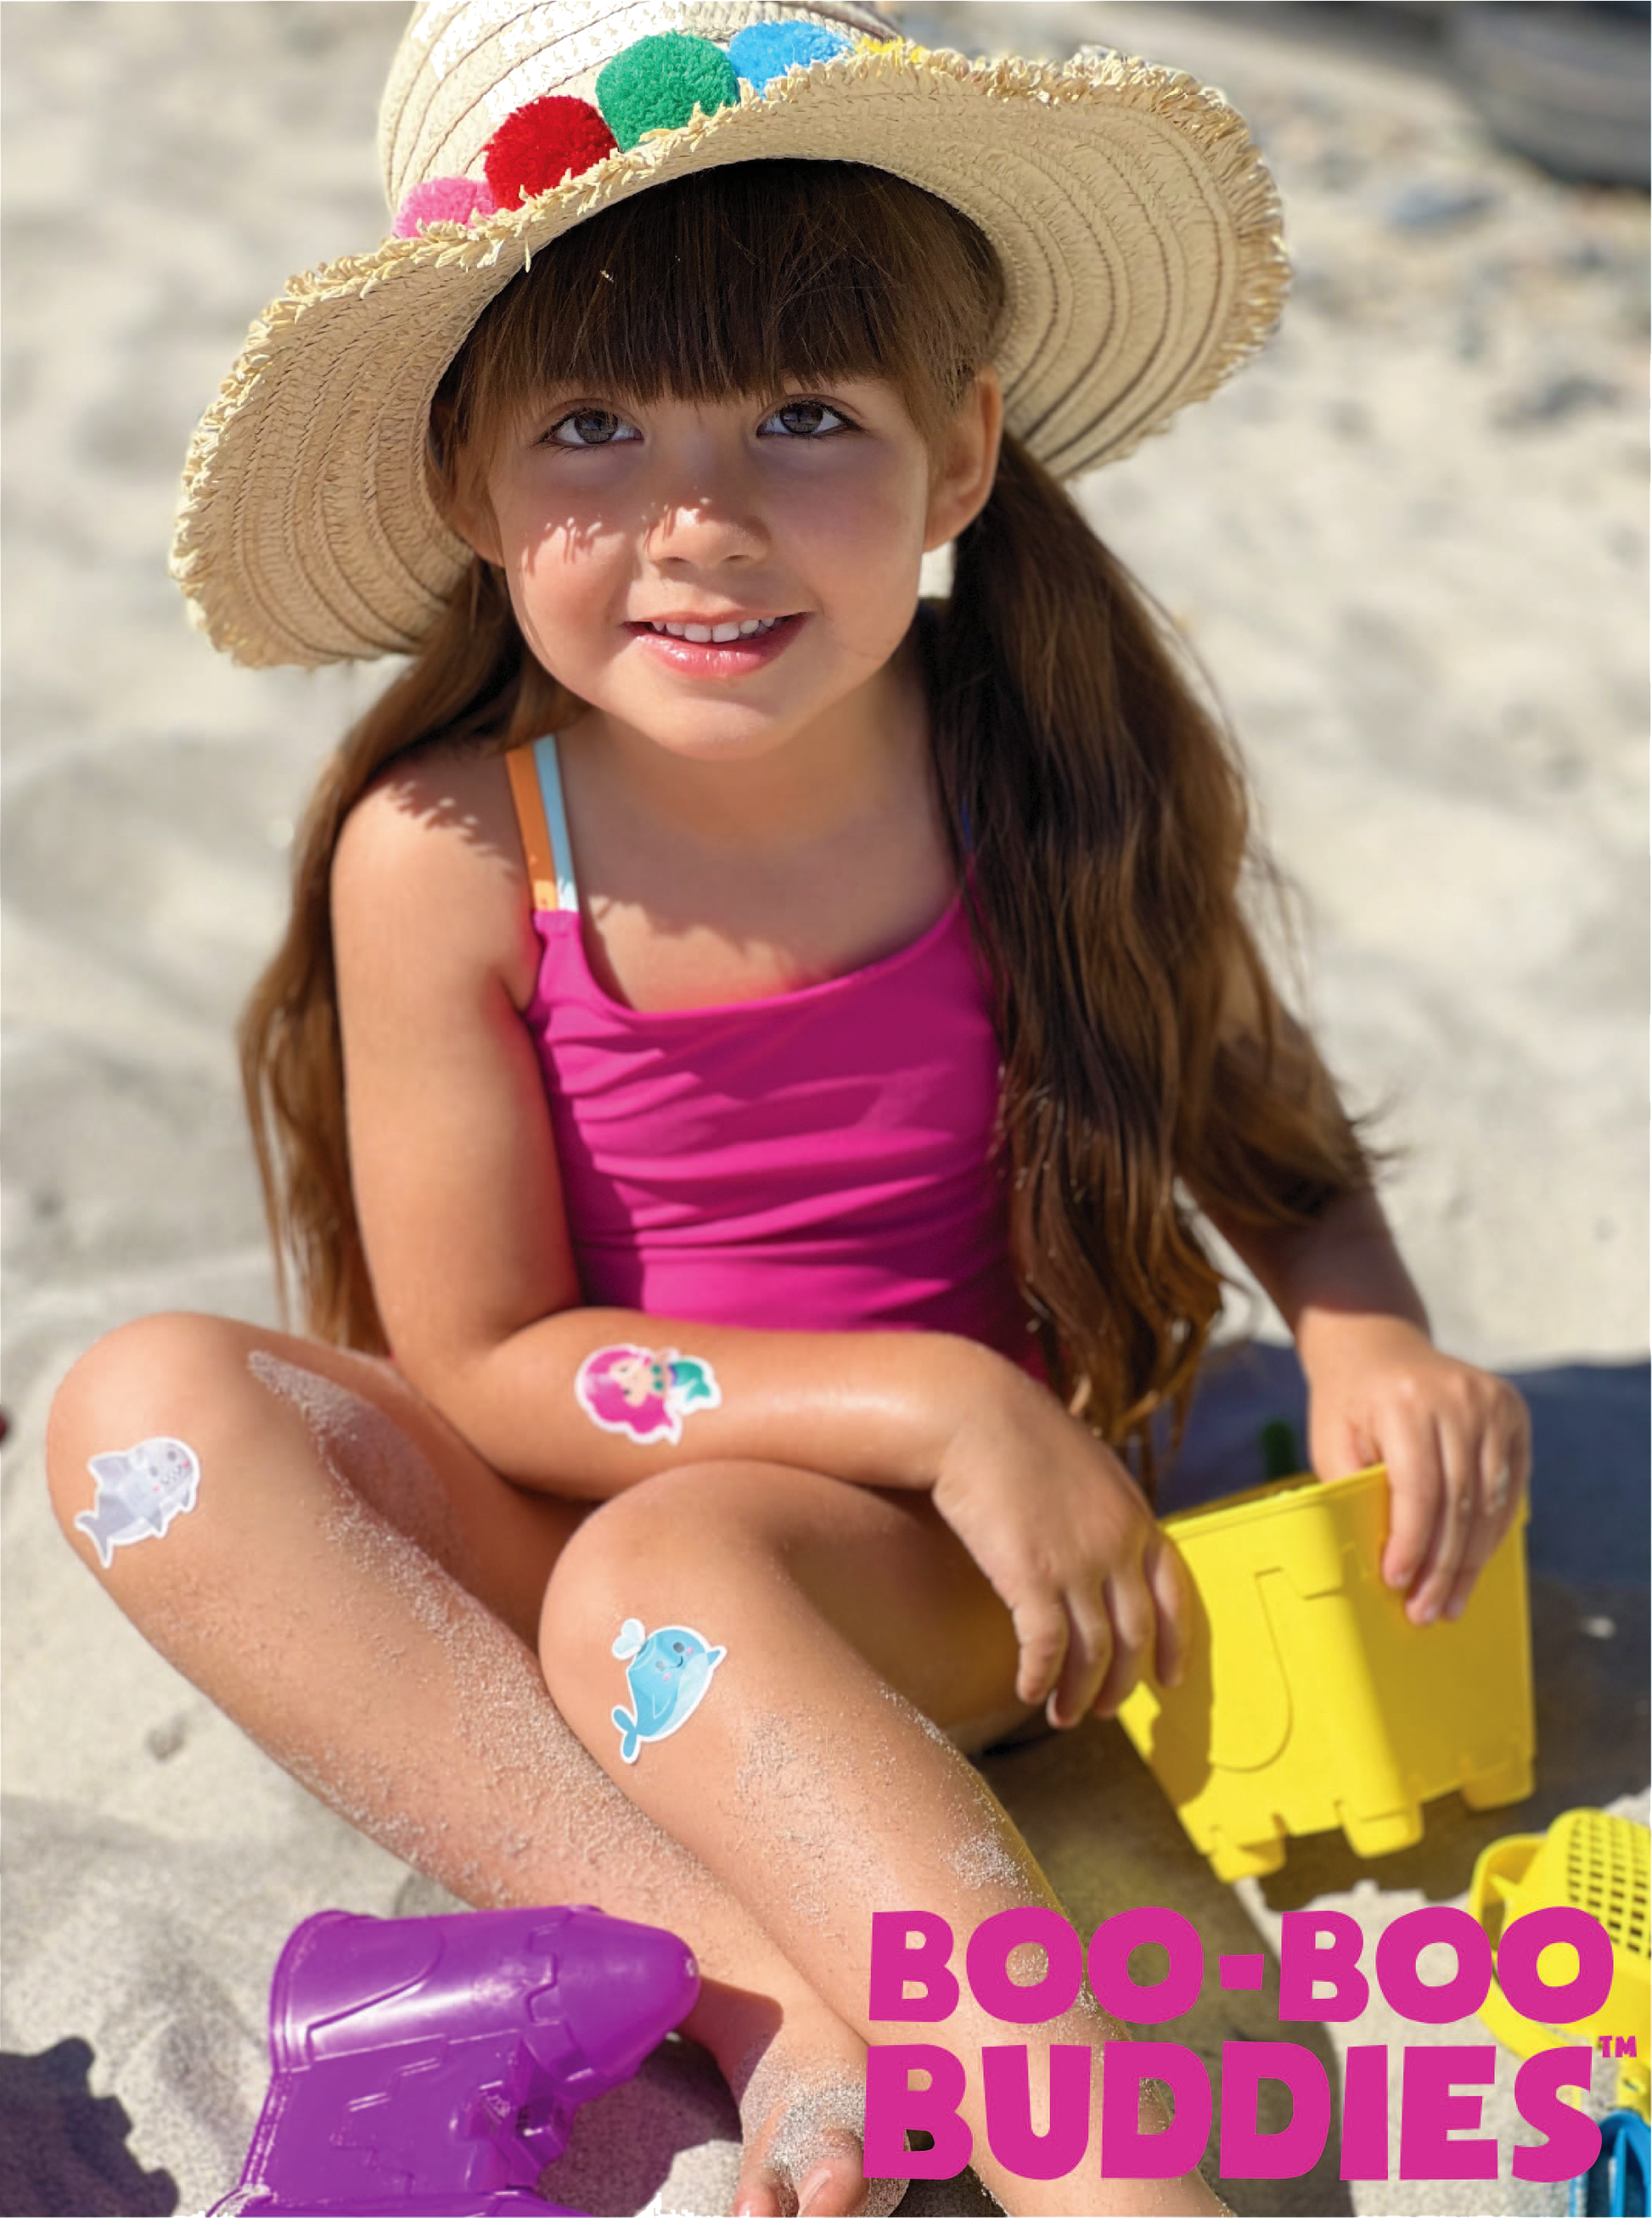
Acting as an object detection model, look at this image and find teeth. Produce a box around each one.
[649,616,782,641]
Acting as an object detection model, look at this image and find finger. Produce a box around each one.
[1443,1390,1532,1622]
[1409,1413,1481,1626]
[1379,1402,1442,1598]
[1011,1596,1070,1710]
[1485,1385,1532,1529]
[1145,1532,1194,1689]
[1091,1576,1155,1718]
[1049,1590,1113,1728]
[1310,1412,1374,1485]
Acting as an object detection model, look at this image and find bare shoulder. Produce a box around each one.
[333,739,541,1007]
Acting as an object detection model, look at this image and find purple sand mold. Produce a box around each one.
[212,1902,700,2215]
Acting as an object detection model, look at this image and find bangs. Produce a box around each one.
[435,161,1004,478]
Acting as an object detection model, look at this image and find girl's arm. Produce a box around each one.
[334,747,1180,1721]
[1204,1185,1531,1626]
[333,746,974,1494]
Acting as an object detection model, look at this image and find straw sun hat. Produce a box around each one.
[172,0,1289,670]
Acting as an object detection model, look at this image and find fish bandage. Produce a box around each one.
[575,1344,721,1447]
[610,1617,727,1764]
[76,1436,201,1568]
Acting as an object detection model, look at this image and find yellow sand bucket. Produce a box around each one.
[1468,1810,1650,2120]
[1117,1465,1533,1882]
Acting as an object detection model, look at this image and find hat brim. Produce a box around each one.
[171,43,1287,668]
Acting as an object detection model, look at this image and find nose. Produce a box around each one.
[647,497,766,567]
[644,446,767,568]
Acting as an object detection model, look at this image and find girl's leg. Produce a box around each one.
[45,1315,899,2218]
[538,1461,1227,2218]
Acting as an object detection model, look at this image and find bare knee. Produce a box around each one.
[537,1464,765,1688]
[46,1311,251,1553]
[45,1311,425,1596]
[539,1468,694,1654]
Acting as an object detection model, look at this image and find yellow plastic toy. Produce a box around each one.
[1468,1809,1650,2120]
[1117,1463,1533,1882]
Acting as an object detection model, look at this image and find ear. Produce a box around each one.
[447,486,505,568]
[924,367,1003,552]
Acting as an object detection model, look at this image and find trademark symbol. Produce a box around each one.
[1596,2034,1638,2058]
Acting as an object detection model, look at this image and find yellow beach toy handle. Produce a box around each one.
[1467,1831,1543,1947]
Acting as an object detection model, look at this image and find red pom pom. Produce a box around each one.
[483,95,619,205]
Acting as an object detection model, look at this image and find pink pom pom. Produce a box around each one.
[484,94,619,206]
[393,177,498,238]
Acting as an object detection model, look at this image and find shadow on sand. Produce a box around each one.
[0,2040,177,2217]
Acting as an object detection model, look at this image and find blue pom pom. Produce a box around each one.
[727,22,851,93]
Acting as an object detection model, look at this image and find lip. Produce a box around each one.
[625,612,805,674]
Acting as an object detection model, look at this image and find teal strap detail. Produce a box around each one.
[533,733,579,912]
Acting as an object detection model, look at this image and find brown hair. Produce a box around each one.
[242,160,1372,1466]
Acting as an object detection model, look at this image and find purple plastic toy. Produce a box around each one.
[211,1903,700,2215]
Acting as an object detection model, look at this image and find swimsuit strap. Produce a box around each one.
[504,734,578,912]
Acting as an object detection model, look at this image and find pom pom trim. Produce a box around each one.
[393,176,498,238]
[483,93,619,207]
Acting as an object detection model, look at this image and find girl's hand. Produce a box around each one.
[930,1363,1192,1727]
[1304,1317,1531,1626]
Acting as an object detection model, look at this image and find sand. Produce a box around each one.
[3,5,1645,2215]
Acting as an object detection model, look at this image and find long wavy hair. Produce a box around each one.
[241,161,1372,1474]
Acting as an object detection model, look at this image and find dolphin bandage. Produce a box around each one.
[610,1617,727,1763]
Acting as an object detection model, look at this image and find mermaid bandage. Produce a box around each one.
[610,1618,727,1763]
[575,1344,721,1447]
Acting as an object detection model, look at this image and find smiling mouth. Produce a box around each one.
[642,615,788,643]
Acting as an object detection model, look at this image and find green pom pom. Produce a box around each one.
[596,33,741,151]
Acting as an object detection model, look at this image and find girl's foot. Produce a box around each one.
[692,1980,904,2217]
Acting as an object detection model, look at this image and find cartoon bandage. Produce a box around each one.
[575,1344,721,1446]
[76,1437,201,1567]
[610,1618,727,1763]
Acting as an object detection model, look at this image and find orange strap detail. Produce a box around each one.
[505,744,559,912]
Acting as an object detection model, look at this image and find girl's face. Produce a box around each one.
[456,371,1000,764]
[610,1352,664,1406]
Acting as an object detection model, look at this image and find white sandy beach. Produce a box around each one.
[3,5,1646,2215]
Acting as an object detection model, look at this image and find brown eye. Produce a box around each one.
[762,399,849,438]
[549,408,638,447]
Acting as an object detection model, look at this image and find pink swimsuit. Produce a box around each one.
[512,736,1029,1361]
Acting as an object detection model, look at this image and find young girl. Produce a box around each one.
[48,6,1531,2212]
